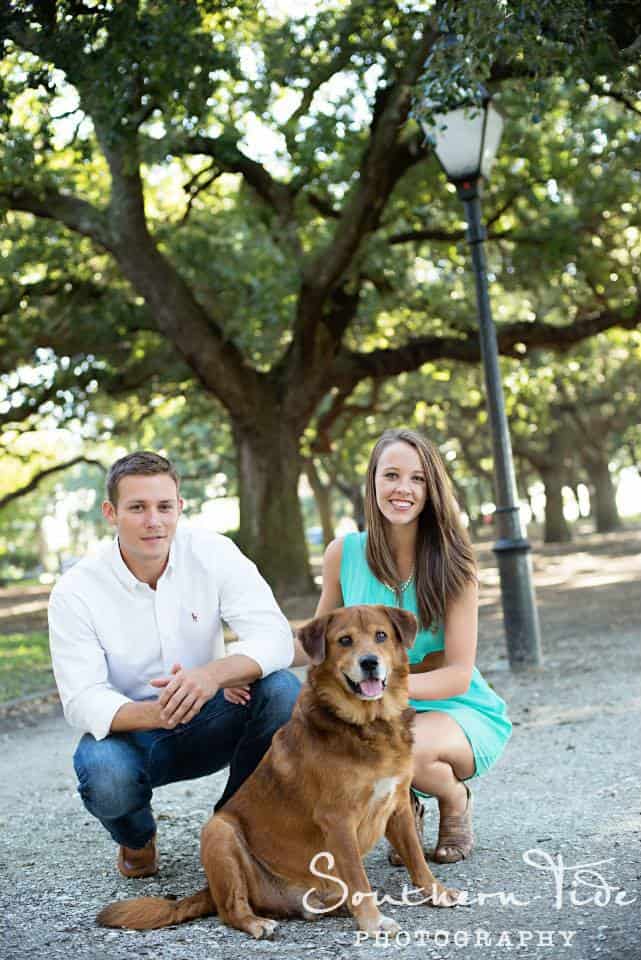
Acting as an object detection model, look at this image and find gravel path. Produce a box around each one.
[1,531,640,960]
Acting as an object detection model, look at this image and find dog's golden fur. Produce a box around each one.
[98,605,459,939]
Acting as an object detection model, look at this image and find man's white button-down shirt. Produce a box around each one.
[48,524,294,741]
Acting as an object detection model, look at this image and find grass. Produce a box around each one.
[0,631,55,703]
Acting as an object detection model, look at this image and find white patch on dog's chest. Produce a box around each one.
[370,776,400,806]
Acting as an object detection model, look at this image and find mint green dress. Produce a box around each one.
[340,532,511,778]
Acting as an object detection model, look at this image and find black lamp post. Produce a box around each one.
[423,92,542,669]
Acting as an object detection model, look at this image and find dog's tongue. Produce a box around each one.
[360,678,384,697]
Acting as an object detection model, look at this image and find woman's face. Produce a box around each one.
[374,441,427,528]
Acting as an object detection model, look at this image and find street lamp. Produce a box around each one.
[422,91,542,669]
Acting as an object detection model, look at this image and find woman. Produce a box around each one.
[313,427,511,864]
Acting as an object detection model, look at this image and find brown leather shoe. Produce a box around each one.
[117,836,158,878]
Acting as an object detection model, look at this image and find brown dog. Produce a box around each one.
[98,605,460,939]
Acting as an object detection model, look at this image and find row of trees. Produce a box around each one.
[303,330,641,544]
[1,1,640,591]
[2,325,638,582]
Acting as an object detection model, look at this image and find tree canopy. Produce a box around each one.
[1,0,640,591]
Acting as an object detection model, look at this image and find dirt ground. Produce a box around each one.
[2,524,640,639]
[0,526,640,960]
[0,583,52,636]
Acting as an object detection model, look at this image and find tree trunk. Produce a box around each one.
[233,419,314,598]
[589,456,622,533]
[348,483,366,531]
[304,459,335,546]
[450,476,478,539]
[541,464,572,543]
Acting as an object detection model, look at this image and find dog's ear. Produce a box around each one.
[298,615,331,665]
[384,606,418,649]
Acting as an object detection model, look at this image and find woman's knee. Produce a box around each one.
[412,746,441,776]
[73,735,150,820]
[413,713,475,776]
[412,724,442,768]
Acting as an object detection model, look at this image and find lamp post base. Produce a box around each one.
[493,538,543,670]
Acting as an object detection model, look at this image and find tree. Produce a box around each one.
[1,1,640,592]
[554,332,641,532]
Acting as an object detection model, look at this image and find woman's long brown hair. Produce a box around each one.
[364,428,477,631]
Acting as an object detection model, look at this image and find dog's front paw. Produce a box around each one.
[426,883,463,908]
[248,917,279,939]
[358,912,400,936]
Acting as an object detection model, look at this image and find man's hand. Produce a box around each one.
[150,662,219,727]
[110,698,176,733]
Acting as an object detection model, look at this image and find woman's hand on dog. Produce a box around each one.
[224,685,252,705]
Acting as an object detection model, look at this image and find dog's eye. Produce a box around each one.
[375,631,387,643]
[338,635,353,647]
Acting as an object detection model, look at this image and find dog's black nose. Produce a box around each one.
[359,654,379,675]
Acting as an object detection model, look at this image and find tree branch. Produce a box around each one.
[0,376,96,428]
[388,225,465,245]
[82,133,268,421]
[0,457,105,512]
[332,305,641,390]
[3,133,268,423]
[0,187,113,248]
[388,225,554,247]
[388,185,547,247]
[621,33,641,61]
[588,80,641,116]
[457,434,493,484]
[159,133,296,218]
[305,191,341,219]
[311,386,355,454]
[178,162,224,225]
[282,50,353,157]
[302,27,438,303]
[282,25,439,401]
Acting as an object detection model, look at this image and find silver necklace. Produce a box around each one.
[397,568,414,593]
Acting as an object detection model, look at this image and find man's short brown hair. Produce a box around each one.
[106,451,180,506]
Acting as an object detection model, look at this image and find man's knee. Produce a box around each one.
[73,735,150,820]
[252,669,301,725]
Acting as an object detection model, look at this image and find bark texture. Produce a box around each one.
[304,460,336,548]
[234,420,313,596]
[541,465,573,543]
[586,455,622,534]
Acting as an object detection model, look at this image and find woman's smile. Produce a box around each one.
[375,441,427,525]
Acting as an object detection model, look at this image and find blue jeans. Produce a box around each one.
[73,670,301,849]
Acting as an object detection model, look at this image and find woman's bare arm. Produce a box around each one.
[407,580,478,700]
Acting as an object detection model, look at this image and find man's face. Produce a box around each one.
[102,474,183,567]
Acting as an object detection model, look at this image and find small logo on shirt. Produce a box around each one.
[191,611,199,622]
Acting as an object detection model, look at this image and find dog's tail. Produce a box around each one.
[97,886,216,930]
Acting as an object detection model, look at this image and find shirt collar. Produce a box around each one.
[165,537,176,575]
[110,537,142,591]
[110,535,176,590]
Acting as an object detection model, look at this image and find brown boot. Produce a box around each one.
[388,790,425,866]
[117,836,158,878]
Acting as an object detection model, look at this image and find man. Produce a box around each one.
[48,451,300,879]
